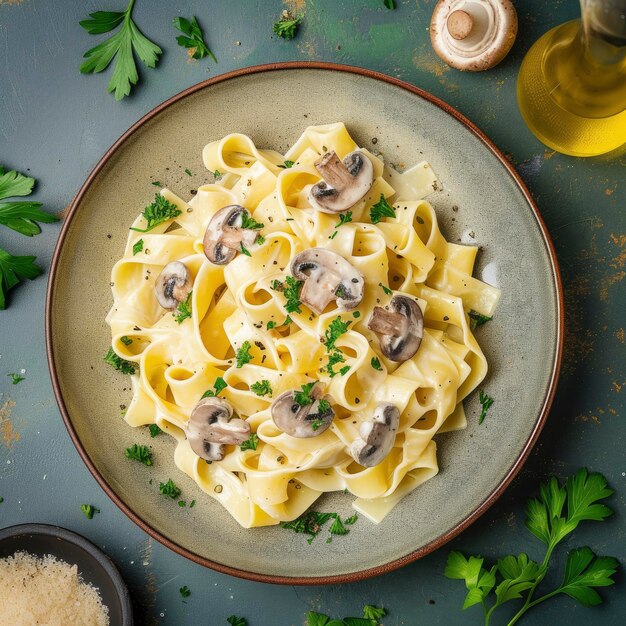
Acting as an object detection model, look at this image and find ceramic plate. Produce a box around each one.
[46,63,562,584]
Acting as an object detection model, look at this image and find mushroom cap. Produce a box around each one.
[203,205,258,265]
[155,261,192,310]
[309,150,374,213]
[430,0,518,71]
[271,385,335,438]
[186,397,250,461]
[291,248,364,314]
[369,295,424,362]
[350,403,400,467]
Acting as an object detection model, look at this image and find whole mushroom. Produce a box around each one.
[308,150,374,213]
[271,383,335,438]
[367,294,424,362]
[350,403,400,468]
[203,205,261,265]
[155,261,192,310]
[291,248,364,314]
[430,0,518,72]
[186,397,250,462]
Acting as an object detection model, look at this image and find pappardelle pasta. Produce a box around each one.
[106,122,500,528]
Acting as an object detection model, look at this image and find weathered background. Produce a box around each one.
[0,1,623,624]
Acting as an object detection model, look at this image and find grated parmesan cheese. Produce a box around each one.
[0,551,109,625]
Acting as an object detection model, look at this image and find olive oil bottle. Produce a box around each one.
[517,1,626,157]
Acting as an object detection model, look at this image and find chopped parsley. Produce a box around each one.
[240,213,264,230]
[132,238,144,255]
[310,418,325,431]
[240,433,259,451]
[125,444,153,466]
[250,380,272,397]
[235,341,253,368]
[294,382,316,406]
[378,282,392,296]
[184,168,192,177]
[325,317,351,350]
[120,335,133,346]
[104,347,136,374]
[370,194,396,224]
[330,210,352,239]
[190,499,196,508]
[129,194,181,232]
[159,478,181,499]
[80,504,100,520]
[148,424,163,437]
[383,0,396,9]
[202,377,227,398]
[352,311,361,318]
[272,275,303,314]
[469,310,493,330]
[371,357,383,371]
[344,513,359,525]
[281,510,357,544]
[213,170,222,180]
[151,181,162,187]
[266,320,276,330]
[317,399,331,413]
[239,243,251,257]
[227,617,247,626]
[173,291,192,324]
[273,14,302,40]
[8,373,25,385]
[277,160,295,169]
[478,390,494,424]
[174,15,216,62]
[255,234,265,245]
[266,315,291,330]
[325,348,346,378]
[179,585,191,598]
[178,500,186,507]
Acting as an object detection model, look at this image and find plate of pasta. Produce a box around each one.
[46,63,562,583]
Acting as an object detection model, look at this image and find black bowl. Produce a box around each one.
[0,524,133,625]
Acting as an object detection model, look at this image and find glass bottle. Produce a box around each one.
[517,0,626,157]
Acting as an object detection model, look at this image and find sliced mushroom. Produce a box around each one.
[368,295,424,362]
[155,261,192,310]
[186,397,250,462]
[350,403,400,467]
[308,150,374,213]
[291,248,364,314]
[203,205,260,265]
[271,383,335,438]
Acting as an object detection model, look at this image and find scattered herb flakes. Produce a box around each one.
[79,0,162,100]
[179,585,191,598]
[174,15,217,62]
[227,616,247,626]
[159,478,181,499]
[344,513,359,525]
[213,170,222,180]
[173,290,192,324]
[184,168,193,177]
[281,510,357,544]
[330,210,352,238]
[129,194,181,233]
[178,500,186,507]
[202,376,228,398]
[104,347,136,374]
[273,12,302,40]
[120,335,133,346]
[151,181,162,187]
[478,390,494,424]
[80,504,100,520]
[0,247,44,310]
[240,433,259,452]
[148,424,163,437]
[370,357,383,371]
[378,282,392,296]
[352,310,361,318]
[132,238,144,255]
[235,341,253,368]
[250,379,272,397]
[469,310,493,330]
[370,194,396,224]
[125,443,153,466]
[190,499,196,508]
[8,373,25,384]
[277,160,295,169]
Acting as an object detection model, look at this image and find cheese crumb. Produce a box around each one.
[0,551,109,625]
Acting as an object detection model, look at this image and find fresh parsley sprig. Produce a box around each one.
[240,433,259,452]
[369,194,396,224]
[79,0,162,100]
[173,291,192,324]
[445,468,617,626]
[8,373,25,384]
[173,16,216,62]
[130,193,181,232]
[125,443,152,466]
[478,390,494,424]
[202,376,228,398]
[0,166,58,236]
[273,12,302,40]
[250,380,272,397]
[271,275,304,314]
[235,341,253,368]
[159,478,181,499]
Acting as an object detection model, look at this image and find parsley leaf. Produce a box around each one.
[370,357,383,371]
[80,504,100,519]
[0,167,58,236]
[179,585,191,598]
[363,605,386,620]
[294,382,316,406]
[0,247,43,310]
[325,317,351,350]
[8,373,25,385]
[104,346,136,374]
[227,617,247,626]
[378,282,392,296]
[369,194,396,224]
[384,0,396,9]
[235,341,253,368]
[79,0,162,100]
[148,424,163,437]
[272,275,304,314]
[345,513,359,525]
[173,290,192,324]
[278,160,295,169]
[159,478,181,499]
[240,243,252,257]
[250,380,272,397]
[202,377,227,398]
[129,193,181,232]
[317,399,331,414]
[174,15,216,62]
[478,390,494,424]
[240,433,259,452]
[305,613,330,626]
[273,14,302,40]
[558,547,618,607]
[281,511,335,543]
[124,443,152,466]
[240,213,264,230]
[469,310,493,330]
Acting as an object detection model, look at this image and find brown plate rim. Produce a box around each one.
[45,61,564,586]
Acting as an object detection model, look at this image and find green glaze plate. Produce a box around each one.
[46,63,562,584]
